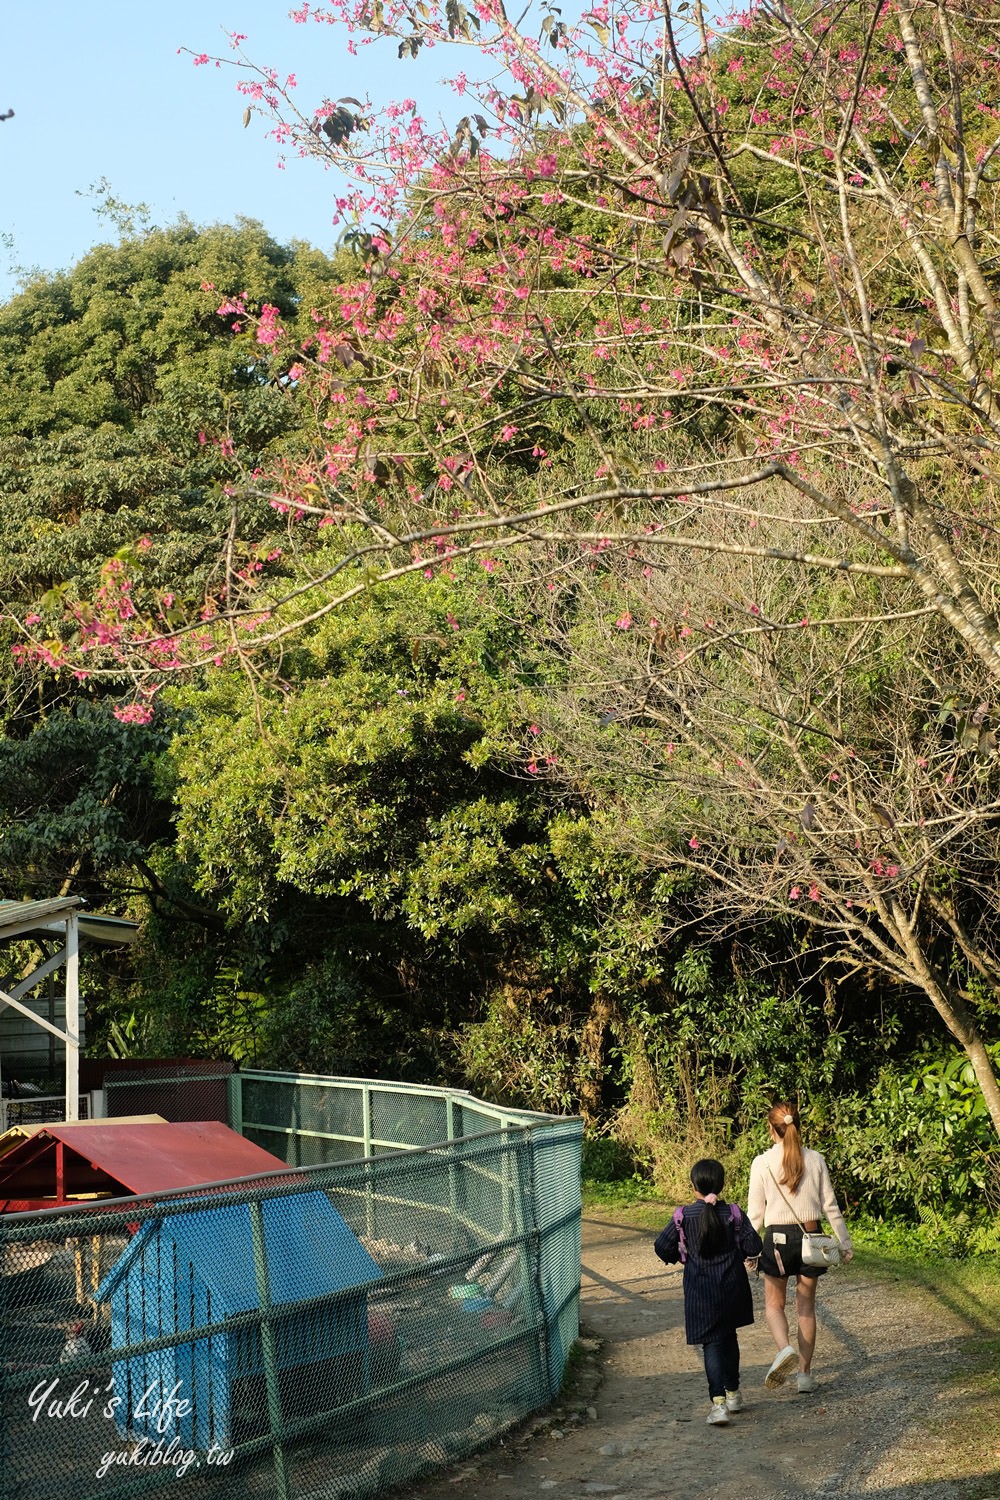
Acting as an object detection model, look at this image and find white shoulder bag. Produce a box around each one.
[768,1170,841,1269]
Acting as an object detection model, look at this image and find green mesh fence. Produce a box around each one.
[101,1072,562,1164]
[1,1081,582,1500]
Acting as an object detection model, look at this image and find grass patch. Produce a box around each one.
[582,1175,661,1210]
[580,1131,669,1218]
[581,1171,684,1230]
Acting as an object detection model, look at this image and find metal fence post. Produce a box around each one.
[518,1127,554,1401]
[501,1122,517,1240]
[445,1096,461,1250]
[362,1083,375,1236]
[249,1199,290,1500]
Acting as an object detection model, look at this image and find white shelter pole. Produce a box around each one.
[65,912,80,1121]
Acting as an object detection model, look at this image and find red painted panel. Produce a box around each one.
[0,1121,291,1209]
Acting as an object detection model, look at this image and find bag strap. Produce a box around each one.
[767,1167,807,1230]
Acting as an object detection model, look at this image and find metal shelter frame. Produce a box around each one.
[0,897,137,1122]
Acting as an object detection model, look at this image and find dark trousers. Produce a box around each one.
[702,1329,741,1398]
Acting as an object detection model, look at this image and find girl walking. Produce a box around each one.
[654,1158,763,1426]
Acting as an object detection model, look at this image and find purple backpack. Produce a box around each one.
[672,1201,742,1263]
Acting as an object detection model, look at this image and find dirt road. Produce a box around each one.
[406,1208,990,1500]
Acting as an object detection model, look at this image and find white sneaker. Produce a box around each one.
[725,1389,745,1412]
[707,1401,731,1425]
[764,1344,798,1388]
[797,1372,818,1394]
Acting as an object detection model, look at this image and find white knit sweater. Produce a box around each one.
[747,1142,852,1251]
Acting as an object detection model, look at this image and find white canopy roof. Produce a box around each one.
[0,898,138,1120]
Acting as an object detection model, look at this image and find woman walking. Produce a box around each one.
[654,1158,763,1425]
[747,1101,853,1394]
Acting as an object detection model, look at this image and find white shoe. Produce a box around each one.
[725,1389,745,1412]
[764,1344,798,1388]
[707,1401,731,1425]
[797,1372,818,1394]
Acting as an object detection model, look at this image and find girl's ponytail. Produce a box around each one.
[690,1158,727,1257]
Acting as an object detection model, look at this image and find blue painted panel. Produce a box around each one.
[98,1192,382,1309]
[96,1190,382,1452]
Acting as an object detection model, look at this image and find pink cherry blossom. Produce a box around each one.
[113,703,155,726]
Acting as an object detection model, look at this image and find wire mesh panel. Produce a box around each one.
[238,1074,367,1165]
[0,1094,77,1130]
[368,1087,449,1150]
[525,1122,584,1394]
[0,1121,582,1500]
[237,1073,565,1164]
[104,1068,232,1127]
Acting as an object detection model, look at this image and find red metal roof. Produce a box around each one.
[0,1121,292,1211]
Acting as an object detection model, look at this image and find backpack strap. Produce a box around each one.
[674,1201,740,1264]
[672,1205,687,1263]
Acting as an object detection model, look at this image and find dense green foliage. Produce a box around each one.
[0,220,338,613]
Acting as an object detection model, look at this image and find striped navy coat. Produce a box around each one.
[654,1200,763,1345]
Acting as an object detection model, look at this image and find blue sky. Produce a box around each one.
[1,0,713,304]
[0,1,447,302]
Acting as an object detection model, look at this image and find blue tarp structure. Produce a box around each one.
[97,1191,383,1450]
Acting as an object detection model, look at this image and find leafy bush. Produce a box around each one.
[581,1134,644,1183]
[829,1041,1000,1218]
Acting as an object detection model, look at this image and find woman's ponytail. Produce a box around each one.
[767,1101,805,1192]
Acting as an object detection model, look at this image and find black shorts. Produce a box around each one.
[759,1224,826,1280]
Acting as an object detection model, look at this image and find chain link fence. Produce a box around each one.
[1,1076,581,1500]
[102,1070,562,1165]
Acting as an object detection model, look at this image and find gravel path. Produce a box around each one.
[403,1208,989,1500]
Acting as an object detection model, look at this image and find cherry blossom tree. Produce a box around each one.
[508,522,1000,1137]
[24,0,999,685]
